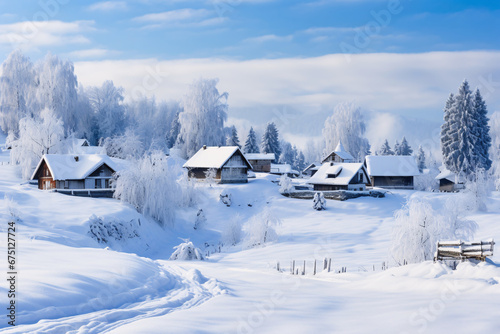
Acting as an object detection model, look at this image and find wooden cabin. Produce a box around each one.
[307,162,370,191]
[302,162,321,177]
[244,153,275,172]
[183,146,253,184]
[435,168,465,192]
[31,154,119,191]
[364,155,420,189]
[322,141,355,164]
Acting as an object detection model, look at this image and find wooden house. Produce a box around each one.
[435,168,465,192]
[244,153,275,172]
[183,146,252,183]
[302,162,321,177]
[322,141,355,163]
[307,162,370,191]
[31,154,119,190]
[364,155,420,189]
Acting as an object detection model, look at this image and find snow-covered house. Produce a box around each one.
[435,168,465,192]
[270,163,300,178]
[31,154,120,191]
[302,162,321,177]
[183,146,252,183]
[322,141,355,163]
[244,153,275,172]
[307,162,370,191]
[364,155,420,189]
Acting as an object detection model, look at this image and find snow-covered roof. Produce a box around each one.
[435,167,465,183]
[322,140,355,163]
[364,155,420,177]
[303,162,321,173]
[270,164,299,175]
[183,146,251,169]
[31,154,121,181]
[307,162,367,186]
[244,153,275,161]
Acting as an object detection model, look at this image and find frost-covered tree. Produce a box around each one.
[293,150,306,172]
[391,196,477,265]
[322,102,370,161]
[176,78,228,158]
[100,128,143,159]
[416,145,426,172]
[36,53,79,134]
[222,214,242,246]
[0,50,37,134]
[261,122,281,162]
[226,126,240,148]
[279,141,295,165]
[441,81,492,178]
[489,111,500,190]
[169,240,204,261]
[279,174,293,194]
[10,108,65,179]
[168,111,181,149]
[87,81,126,140]
[244,127,259,153]
[313,192,326,211]
[395,137,412,155]
[377,139,394,156]
[245,207,280,248]
[204,168,217,186]
[113,152,181,227]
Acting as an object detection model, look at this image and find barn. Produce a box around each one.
[183,146,252,184]
[307,162,370,191]
[244,153,275,172]
[435,168,465,192]
[31,154,119,191]
[364,155,420,189]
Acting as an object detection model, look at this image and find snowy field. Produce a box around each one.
[1,131,500,333]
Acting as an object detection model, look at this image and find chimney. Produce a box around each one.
[203,145,207,150]
[74,156,79,162]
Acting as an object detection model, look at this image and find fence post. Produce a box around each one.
[277,261,280,272]
[328,258,331,272]
[313,260,317,275]
[303,260,306,275]
[292,260,295,275]
[323,258,327,270]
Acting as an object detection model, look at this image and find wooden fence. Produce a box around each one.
[277,259,390,275]
[434,240,495,262]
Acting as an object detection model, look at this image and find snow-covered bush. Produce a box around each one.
[204,168,217,186]
[169,240,204,261]
[221,214,242,246]
[194,209,207,230]
[220,190,232,207]
[178,172,200,208]
[87,215,140,244]
[279,174,293,194]
[100,128,144,159]
[391,196,477,265]
[245,208,280,248]
[313,192,327,210]
[113,151,180,227]
[414,167,439,191]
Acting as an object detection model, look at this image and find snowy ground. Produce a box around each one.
[1,132,500,333]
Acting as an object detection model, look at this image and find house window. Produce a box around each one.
[105,179,110,188]
[95,179,102,189]
[64,180,69,189]
[46,169,49,176]
[359,173,363,183]
[327,174,337,178]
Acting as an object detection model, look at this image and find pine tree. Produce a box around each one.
[244,127,259,153]
[295,151,306,172]
[394,140,400,155]
[399,137,413,155]
[168,112,181,148]
[416,145,426,172]
[441,93,458,172]
[261,122,281,162]
[279,141,294,165]
[378,139,394,155]
[472,89,492,171]
[226,126,241,148]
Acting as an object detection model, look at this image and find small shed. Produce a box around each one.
[435,168,465,192]
[322,141,355,163]
[184,146,252,184]
[31,154,119,190]
[244,153,275,172]
[364,155,420,189]
[307,162,370,191]
[270,163,300,178]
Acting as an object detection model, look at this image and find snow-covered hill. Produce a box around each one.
[1,137,500,333]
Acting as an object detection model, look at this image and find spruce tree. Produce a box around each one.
[472,89,492,171]
[394,140,400,155]
[399,137,413,155]
[244,127,259,153]
[378,139,394,155]
[416,145,426,172]
[261,122,281,162]
[226,125,241,148]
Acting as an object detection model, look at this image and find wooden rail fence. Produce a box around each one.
[434,239,495,262]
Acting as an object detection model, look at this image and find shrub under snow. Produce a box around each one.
[169,240,204,261]
[313,192,326,210]
[87,214,140,244]
[221,214,242,246]
[279,174,293,194]
[245,207,280,248]
[391,196,478,265]
[194,209,207,230]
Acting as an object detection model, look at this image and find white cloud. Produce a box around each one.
[88,1,128,11]
[65,48,117,59]
[243,34,293,44]
[73,51,500,146]
[0,20,95,50]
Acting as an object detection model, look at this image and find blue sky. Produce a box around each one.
[1,0,499,60]
[1,0,500,150]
